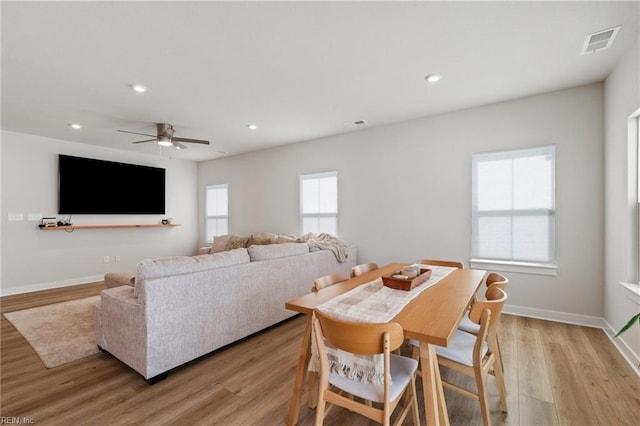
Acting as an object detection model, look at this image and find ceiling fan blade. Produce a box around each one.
[117,129,157,138]
[172,137,210,145]
[131,139,158,144]
[173,142,188,150]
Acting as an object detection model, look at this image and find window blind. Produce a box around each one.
[300,171,338,235]
[471,146,556,264]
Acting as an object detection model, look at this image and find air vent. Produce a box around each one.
[343,119,368,128]
[581,26,621,55]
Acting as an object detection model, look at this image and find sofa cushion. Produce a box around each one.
[104,271,135,288]
[211,234,233,253]
[225,235,250,250]
[247,232,278,246]
[248,243,309,261]
[134,248,250,297]
[248,232,300,246]
[274,233,299,244]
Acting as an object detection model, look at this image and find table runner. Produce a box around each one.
[310,264,456,383]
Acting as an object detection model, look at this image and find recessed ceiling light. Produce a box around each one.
[131,84,148,93]
[247,124,258,130]
[68,123,82,129]
[425,74,442,83]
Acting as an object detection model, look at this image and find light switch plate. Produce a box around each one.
[27,213,43,221]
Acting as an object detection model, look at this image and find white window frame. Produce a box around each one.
[205,184,228,244]
[620,108,640,302]
[299,171,338,235]
[636,112,640,284]
[470,145,558,276]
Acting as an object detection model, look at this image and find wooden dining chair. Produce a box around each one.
[411,287,508,426]
[312,272,349,292]
[313,309,420,426]
[350,262,379,278]
[460,272,509,322]
[417,258,464,268]
[458,272,509,372]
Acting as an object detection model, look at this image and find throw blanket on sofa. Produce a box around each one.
[300,233,351,263]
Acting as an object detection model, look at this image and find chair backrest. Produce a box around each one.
[312,272,349,292]
[418,258,464,268]
[350,262,379,278]
[312,309,415,424]
[468,287,507,329]
[314,309,404,355]
[485,272,508,292]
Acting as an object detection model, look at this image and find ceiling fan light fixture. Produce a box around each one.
[157,137,173,147]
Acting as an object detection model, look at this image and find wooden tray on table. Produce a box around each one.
[382,266,432,291]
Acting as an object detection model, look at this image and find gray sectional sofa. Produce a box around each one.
[94,242,357,383]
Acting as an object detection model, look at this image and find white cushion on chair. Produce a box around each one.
[457,314,481,334]
[328,354,418,403]
[435,330,488,367]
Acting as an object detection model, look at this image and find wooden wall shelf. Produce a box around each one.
[39,224,180,231]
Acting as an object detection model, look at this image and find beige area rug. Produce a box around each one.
[4,295,101,368]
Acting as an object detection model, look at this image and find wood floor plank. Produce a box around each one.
[1,283,639,425]
[498,314,520,426]
[517,394,559,426]
[517,323,555,403]
[537,319,600,426]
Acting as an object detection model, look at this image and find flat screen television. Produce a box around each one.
[58,154,166,215]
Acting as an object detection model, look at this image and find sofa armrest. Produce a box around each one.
[98,285,149,378]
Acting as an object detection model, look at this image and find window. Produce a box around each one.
[205,184,228,243]
[636,112,640,283]
[300,171,338,235]
[471,146,556,271]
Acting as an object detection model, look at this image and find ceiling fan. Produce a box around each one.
[118,123,209,150]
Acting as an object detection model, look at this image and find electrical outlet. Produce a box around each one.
[27,213,43,221]
[114,255,121,263]
[8,213,24,221]
[103,256,110,264]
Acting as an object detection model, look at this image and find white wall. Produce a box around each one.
[200,83,605,320]
[604,36,640,361]
[0,131,199,295]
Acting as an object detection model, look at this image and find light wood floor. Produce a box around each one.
[1,283,639,425]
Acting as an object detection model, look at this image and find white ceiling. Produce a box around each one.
[1,1,638,162]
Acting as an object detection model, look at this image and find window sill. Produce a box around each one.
[469,259,558,276]
[619,282,640,305]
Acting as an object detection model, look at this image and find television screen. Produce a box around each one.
[58,155,166,215]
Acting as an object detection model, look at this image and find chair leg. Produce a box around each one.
[409,375,420,425]
[475,366,491,426]
[314,387,327,426]
[496,336,505,374]
[411,345,423,377]
[491,337,508,413]
[307,371,318,408]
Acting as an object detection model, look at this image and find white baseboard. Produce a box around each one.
[0,275,103,297]
[602,319,640,375]
[505,303,639,376]
[504,303,605,328]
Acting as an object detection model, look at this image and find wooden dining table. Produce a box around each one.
[285,262,487,426]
